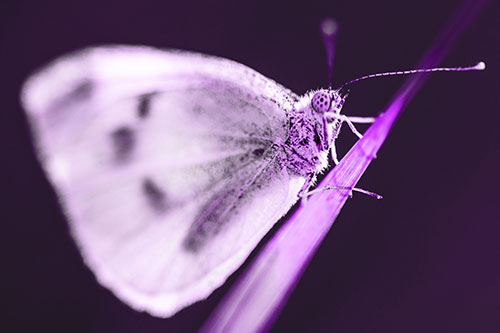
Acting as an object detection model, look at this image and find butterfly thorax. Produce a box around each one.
[281,106,331,177]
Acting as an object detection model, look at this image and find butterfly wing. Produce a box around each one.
[21,46,307,317]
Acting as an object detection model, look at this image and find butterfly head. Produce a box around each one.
[311,88,348,116]
[293,88,350,156]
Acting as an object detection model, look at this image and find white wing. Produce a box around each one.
[21,46,307,317]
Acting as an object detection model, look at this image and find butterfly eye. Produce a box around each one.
[311,91,332,113]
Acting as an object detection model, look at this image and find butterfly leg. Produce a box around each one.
[326,114,378,164]
[340,115,363,139]
[341,116,378,159]
[346,115,376,124]
[327,113,376,139]
[330,142,340,165]
[301,185,382,204]
[298,173,316,205]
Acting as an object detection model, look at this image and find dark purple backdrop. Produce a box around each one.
[2,0,499,332]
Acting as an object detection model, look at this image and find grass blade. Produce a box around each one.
[201,0,487,331]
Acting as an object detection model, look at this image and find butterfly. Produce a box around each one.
[21,45,365,317]
[22,43,486,317]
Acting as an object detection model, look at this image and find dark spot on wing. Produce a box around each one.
[111,126,135,162]
[142,178,168,213]
[252,148,265,157]
[137,93,154,119]
[53,79,93,111]
[192,104,203,114]
[68,79,93,101]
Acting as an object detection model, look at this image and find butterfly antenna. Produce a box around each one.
[337,61,485,91]
[320,17,338,88]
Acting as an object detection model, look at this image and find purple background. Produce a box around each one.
[2,0,499,332]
